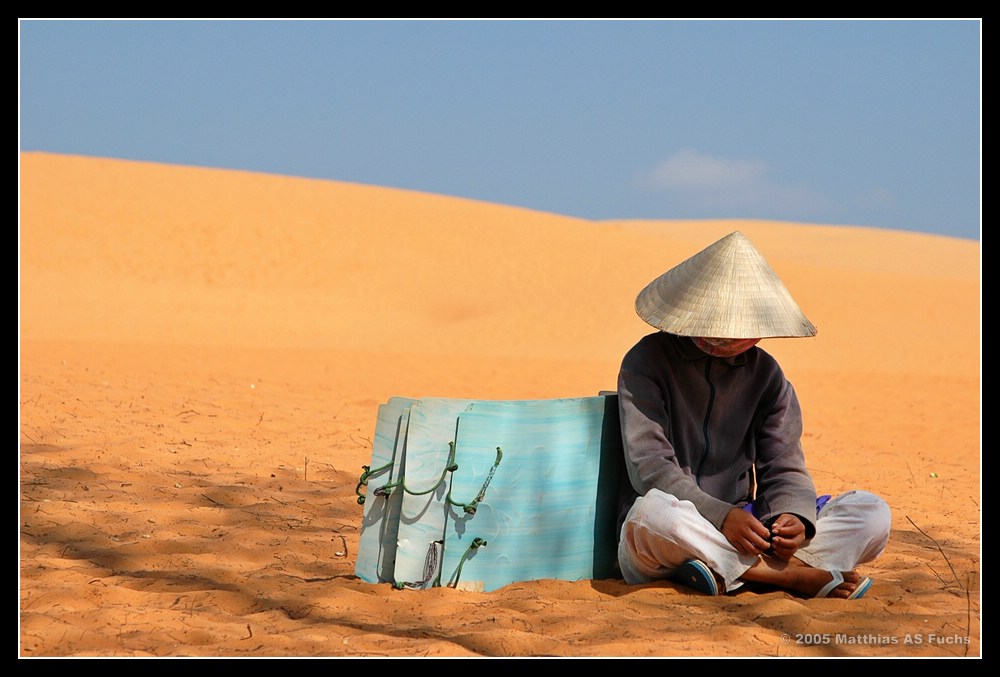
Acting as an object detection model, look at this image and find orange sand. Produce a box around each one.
[19,152,981,657]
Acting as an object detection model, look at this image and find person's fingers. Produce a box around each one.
[752,519,772,537]
[745,530,770,553]
[772,514,793,528]
[771,515,803,538]
[770,541,795,559]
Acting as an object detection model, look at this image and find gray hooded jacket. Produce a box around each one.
[617,331,819,539]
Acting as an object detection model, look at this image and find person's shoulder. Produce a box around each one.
[624,331,675,357]
[749,343,779,363]
[621,331,687,371]
[746,345,792,384]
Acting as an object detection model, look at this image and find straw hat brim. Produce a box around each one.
[635,231,817,339]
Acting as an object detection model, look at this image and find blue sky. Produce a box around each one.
[18,19,981,240]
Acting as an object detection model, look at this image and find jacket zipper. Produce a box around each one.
[695,356,716,485]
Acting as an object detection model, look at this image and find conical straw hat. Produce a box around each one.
[635,231,817,339]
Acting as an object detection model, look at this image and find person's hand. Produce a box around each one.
[768,513,807,561]
[721,507,772,556]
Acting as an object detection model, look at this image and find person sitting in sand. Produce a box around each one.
[615,231,891,599]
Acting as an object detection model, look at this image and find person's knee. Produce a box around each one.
[830,490,889,516]
[866,492,892,546]
[845,490,891,529]
[620,491,695,563]
[836,489,892,558]
[624,490,688,540]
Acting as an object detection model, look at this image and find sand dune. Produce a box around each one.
[19,152,980,657]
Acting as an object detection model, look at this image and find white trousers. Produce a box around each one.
[617,489,891,591]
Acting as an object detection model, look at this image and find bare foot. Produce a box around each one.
[739,556,865,598]
[783,566,865,599]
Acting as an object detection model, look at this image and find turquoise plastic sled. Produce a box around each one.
[354,394,624,592]
[355,396,415,584]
